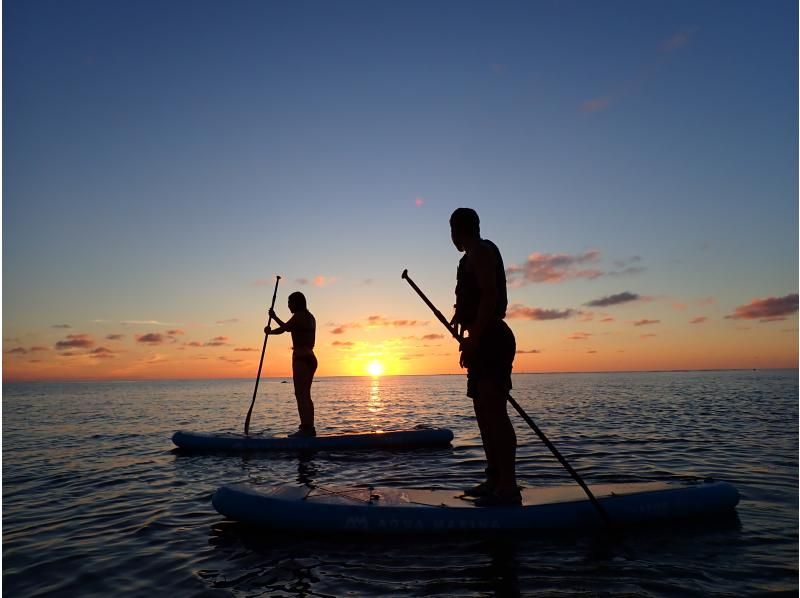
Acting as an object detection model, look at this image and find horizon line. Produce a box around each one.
[3,366,796,385]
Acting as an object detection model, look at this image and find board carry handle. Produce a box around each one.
[401,268,613,527]
[244,275,281,435]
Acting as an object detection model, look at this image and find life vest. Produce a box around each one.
[454,239,508,327]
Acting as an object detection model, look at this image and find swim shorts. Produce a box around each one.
[466,320,515,400]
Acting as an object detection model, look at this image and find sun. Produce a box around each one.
[366,360,384,377]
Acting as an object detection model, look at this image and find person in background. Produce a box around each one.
[266,291,317,437]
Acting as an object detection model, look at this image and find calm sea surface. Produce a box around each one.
[3,370,798,596]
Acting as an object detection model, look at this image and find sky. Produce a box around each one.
[3,0,798,382]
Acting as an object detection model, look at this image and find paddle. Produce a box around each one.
[401,268,613,527]
[244,275,281,435]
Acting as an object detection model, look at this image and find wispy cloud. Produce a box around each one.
[89,347,116,359]
[582,27,697,113]
[296,275,337,287]
[633,319,660,327]
[106,334,124,341]
[506,304,577,320]
[726,293,798,322]
[122,320,179,327]
[332,341,354,347]
[51,324,72,329]
[216,318,239,325]
[690,316,709,324]
[640,333,657,339]
[233,347,257,352]
[205,336,229,347]
[56,334,95,350]
[567,332,592,341]
[506,251,643,286]
[506,250,602,284]
[329,315,428,334]
[585,292,641,308]
[516,349,541,354]
[415,197,425,207]
[421,334,445,341]
[660,28,696,53]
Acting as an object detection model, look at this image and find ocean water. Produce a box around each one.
[3,370,797,596]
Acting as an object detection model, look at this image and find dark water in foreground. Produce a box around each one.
[3,370,798,596]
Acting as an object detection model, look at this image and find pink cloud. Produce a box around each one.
[726,294,798,322]
[506,304,576,320]
[415,197,425,207]
[506,250,602,284]
[585,292,641,308]
[582,96,612,113]
[89,347,115,359]
[205,336,229,347]
[421,334,444,341]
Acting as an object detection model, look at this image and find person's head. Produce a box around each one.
[288,291,308,314]
[449,207,481,252]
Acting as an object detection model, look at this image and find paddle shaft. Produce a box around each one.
[244,276,281,435]
[401,269,612,526]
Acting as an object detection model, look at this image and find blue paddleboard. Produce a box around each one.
[212,479,739,534]
[172,427,454,452]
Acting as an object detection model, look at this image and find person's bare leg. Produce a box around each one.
[477,379,517,496]
[293,360,315,429]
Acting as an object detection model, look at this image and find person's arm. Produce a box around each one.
[265,313,294,335]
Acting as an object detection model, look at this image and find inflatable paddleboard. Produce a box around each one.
[172,427,454,452]
[212,479,739,534]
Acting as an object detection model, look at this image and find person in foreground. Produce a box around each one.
[265,291,318,437]
[450,207,520,506]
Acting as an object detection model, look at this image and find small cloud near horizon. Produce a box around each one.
[516,349,542,354]
[726,293,798,322]
[136,333,165,345]
[56,333,95,350]
[567,332,592,341]
[106,334,124,340]
[51,324,72,329]
[585,292,641,308]
[690,316,709,324]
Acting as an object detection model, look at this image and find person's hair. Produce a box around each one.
[288,291,307,311]
[449,207,480,235]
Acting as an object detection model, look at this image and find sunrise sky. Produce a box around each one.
[3,0,798,382]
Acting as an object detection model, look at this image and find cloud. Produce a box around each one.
[106,334,124,341]
[421,334,445,341]
[587,350,598,354]
[415,197,425,207]
[56,334,95,350]
[661,28,695,53]
[582,96,612,113]
[585,292,640,308]
[205,336,229,346]
[600,317,615,323]
[89,347,115,359]
[506,250,602,284]
[7,347,27,354]
[332,341,354,347]
[218,356,244,364]
[136,333,165,345]
[185,341,203,347]
[640,333,657,339]
[233,347,257,352]
[633,319,660,327]
[506,304,577,320]
[216,318,239,325]
[726,294,798,322]
[516,349,541,354]
[30,346,49,352]
[567,332,592,341]
[330,326,348,335]
[690,317,708,325]
[51,324,72,329]
[166,329,185,336]
[122,320,179,327]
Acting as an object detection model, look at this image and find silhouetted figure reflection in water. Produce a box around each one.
[265,291,317,437]
[450,208,519,506]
